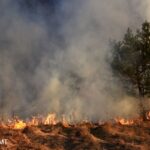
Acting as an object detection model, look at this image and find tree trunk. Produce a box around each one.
[138,86,147,121]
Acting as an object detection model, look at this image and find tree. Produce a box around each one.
[111,21,150,120]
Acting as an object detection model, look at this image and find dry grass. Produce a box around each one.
[0,122,150,149]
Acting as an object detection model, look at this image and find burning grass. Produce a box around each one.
[0,113,150,149]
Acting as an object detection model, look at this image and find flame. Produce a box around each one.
[146,111,150,120]
[115,118,134,125]
[44,113,57,125]
[1,111,150,129]
[115,111,150,125]
[14,120,26,129]
[9,113,58,130]
[62,115,69,127]
[30,117,39,126]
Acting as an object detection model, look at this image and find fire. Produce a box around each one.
[14,120,26,129]
[11,113,58,129]
[146,111,150,120]
[62,115,69,127]
[1,111,150,129]
[29,116,40,126]
[114,111,150,125]
[44,113,57,125]
[115,118,134,125]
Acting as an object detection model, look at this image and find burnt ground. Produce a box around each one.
[0,122,150,150]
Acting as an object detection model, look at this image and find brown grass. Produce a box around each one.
[0,122,150,149]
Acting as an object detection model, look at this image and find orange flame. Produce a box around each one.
[2,111,150,129]
[44,113,57,125]
[14,120,26,129]
[62,115,69,127]
[115,118,134,125]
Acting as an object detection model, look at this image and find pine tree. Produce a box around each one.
[111,21,150,120]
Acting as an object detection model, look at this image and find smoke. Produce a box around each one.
[0,0,149,120]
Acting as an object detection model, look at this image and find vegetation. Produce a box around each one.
[111,21,150,119]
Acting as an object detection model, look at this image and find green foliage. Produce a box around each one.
[111,21,150,98]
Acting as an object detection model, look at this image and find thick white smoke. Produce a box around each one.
[0,0,149,120]
[146,0,150,20]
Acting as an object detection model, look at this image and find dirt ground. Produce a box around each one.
[0,121,150,150]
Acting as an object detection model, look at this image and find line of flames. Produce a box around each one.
[0,112,150,130]
[0,113,69,130]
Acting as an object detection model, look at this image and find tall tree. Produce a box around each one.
[111,21,150,120]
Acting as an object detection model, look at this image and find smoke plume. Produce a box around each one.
[0,0,149,120]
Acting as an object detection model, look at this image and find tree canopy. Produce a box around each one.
[111,21,150,99]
